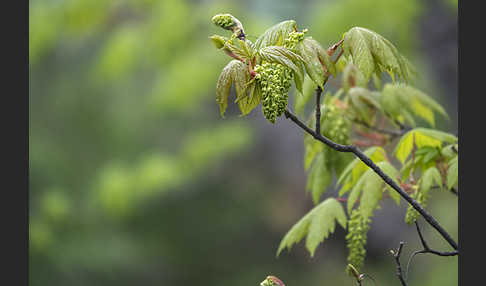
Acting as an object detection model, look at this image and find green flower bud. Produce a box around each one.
[211,13,245,39]
[209,34,227,49]
[211,14,236,29]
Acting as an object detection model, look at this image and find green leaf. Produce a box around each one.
[420,166,442,192]
[304,132,324,170]
[277,198,347,257]
[255,20,297,50]
[380,84,448,127]
[338,147,387,195]
[447,156,458,189]
[296,38,327,88]
[216,60,259,117]
[216,60,240,117]
[238,80,262,116]
[394,128,456,164]
[307,152,332,204]
[347,87,381,125]
[342,28,375,81]
[342,27,414,82]
[358,169,384,219]
[377,161,401,205]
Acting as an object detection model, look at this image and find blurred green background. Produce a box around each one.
[29,0,457,285]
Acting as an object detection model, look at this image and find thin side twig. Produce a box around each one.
[392,242,408,286]
[405,220,458,281]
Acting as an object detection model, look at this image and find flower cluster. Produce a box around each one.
[405,186,429,224]
[254,62,293,123]
[346,209,371,274]
[321,100,351,144]
[211,14,236,30]
[284,29,307,50]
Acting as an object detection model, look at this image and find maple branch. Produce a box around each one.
[283,107,458,251]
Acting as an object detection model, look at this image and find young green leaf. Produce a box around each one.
[346,161,394,217]
[238,80,262,116]
[255,20,297,50]
[421,166,443,192]
[216,60,240,117]
[295,37,336,87]
[347,87,381,125]
[377,161,401,205]
[307,152,332,204]
[338,147,387,195]
[380,84,448,127]
[342,27,414,82]
[277,198,347,257]
[394,128,457,164]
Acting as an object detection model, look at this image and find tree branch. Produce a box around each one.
[405,220,458,281]
[392,242,408,286]
[283,108,458,251]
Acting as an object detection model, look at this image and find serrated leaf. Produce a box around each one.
[306,199,347,256]
[394,128,455,164]
[238,80,262,116]
[216,60,260,117]
[447,156,458,189]
[358,169,384,219]
[307,152,332,204]
[338,147,387,195]
[277,198,347,257]
[296,38,327,88]
[380,84,448,127]
[216,60,240,117]
[347,87,381,125]
[377,161,401,205]
[343,27,414,82]
[304,134,324,170]
[255,20,297,50]
[420,167,442,193]
[342,28,375,81]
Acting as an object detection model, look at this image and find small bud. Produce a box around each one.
[209,35,227,49]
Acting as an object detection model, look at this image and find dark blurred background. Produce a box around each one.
[29,0,458,285]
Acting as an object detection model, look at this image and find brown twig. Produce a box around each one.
[392,242,408,286]
[405,220,458,281]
